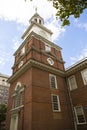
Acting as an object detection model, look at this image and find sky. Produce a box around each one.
[0,0,87,76]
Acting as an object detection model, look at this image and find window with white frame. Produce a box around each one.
[2,79,6,86]
[12,82,24,109]
[51,94,61,112]
[68,75,77,91]
[18,61,23,68]
[20,46,25,56]
[74,106,86,124]
[49,74,57,89]
[81,69,87,85]
[45,44,51,52]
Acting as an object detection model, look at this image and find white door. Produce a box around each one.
[10,114,18,130]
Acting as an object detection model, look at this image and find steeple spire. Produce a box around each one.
[35,7,37,13]
[22,9,53,41]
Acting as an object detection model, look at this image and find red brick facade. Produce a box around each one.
[66,60,87,130]
[6,13,87,130]
[6,34,74,130]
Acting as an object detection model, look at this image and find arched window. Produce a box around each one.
[39,19,41,24]
[34,18,37,22]
[12,82,24,109]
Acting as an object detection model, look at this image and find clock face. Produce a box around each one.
[47,58,54,65]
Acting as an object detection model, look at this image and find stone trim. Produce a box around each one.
[66,58,87,75]
[10,105,24,113]
[22,21,53,39]
[32,33,62,51]
[8,59,65,83]
[14,31,62,56]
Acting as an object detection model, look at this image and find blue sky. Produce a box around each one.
[0,0,87,76]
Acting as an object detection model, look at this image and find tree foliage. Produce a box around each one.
[0,104,7,124]
[26,0,87,26]
[52,0,87,26]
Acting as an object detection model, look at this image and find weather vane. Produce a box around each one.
[35,7,37,13]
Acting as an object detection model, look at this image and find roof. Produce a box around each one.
[66,57,87,74]
[29,12,44,23]
[0,73,9,78]
[66,57,87,70]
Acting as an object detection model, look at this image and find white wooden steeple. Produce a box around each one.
[22,11,53,41]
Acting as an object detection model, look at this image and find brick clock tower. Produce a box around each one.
[6,12,73,130]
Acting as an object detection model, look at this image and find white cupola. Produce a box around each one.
[22,10,53,41]
[29,12,44,25]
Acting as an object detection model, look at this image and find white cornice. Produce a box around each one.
[31,32,62,50]
[0,73,9,78]
[14,31,62,56]
[8,59,65,83]
[66,57,87,74]
[21,21,53,39]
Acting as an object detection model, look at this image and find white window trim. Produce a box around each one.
[45,44,51,52]
[11,82,24,109]
[18,61,23,68]
[51,94,61,112]
[49,74,57,89]
[20,46,25,56]
[2,79,6,86]
[74,106,86,125]
[81,69,87,85]
[68,75,77,91]
[11,105,24,111]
